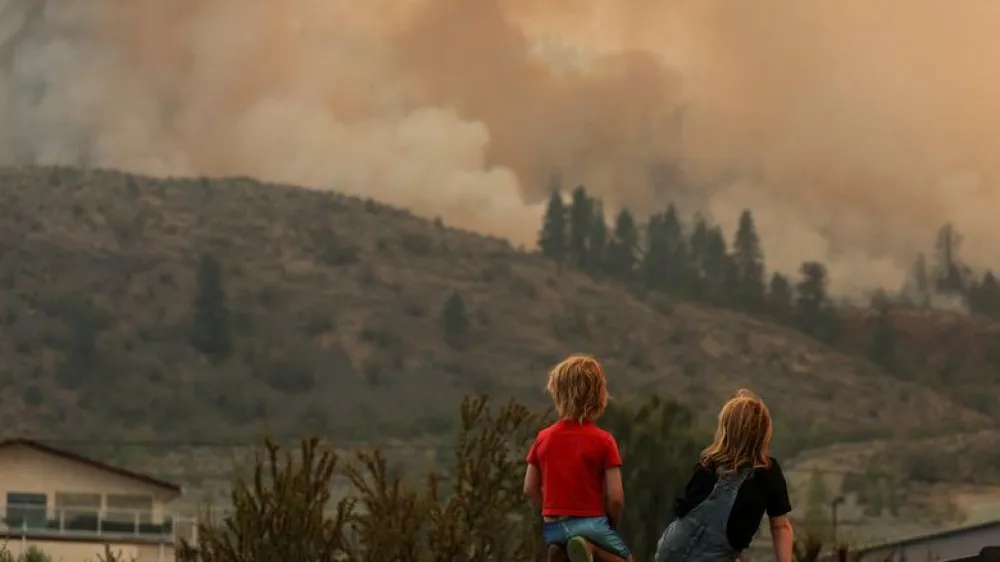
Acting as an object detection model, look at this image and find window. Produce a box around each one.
[5,492,48,530]
[55,492,100,532]
[104,494,153,525]
[55,492,100,510]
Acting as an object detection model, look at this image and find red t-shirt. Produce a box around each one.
[526,419,623,517]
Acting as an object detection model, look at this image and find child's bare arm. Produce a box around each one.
[769,515,794,562]
[523,463,542,510]
[604,467,625,528]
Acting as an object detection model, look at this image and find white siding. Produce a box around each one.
[0,443,183,562]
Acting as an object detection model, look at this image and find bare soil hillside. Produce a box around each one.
[0,166,988,446]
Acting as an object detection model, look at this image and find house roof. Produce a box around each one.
[856,519,1000,554]
[0,438,182,494]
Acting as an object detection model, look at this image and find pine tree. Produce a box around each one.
[568,186,593,270]
[804,468,830,537]
[766,273,794,323]
[701,226,732,304]
[441,291,470,350]
[643,214,668,290]
[190,254,232,360]
[732,210,765,310]
[968,270,1000,318]
[933,223,966,295]
[686,214,710,298]
[863,468,884,516]
[981,271,1000,318]
[867,290,896,372]
[601,395,705,562]
[587,199,608,275]
[607,209,639,280]
[795,261,839,343]
[885,475,900,516]
[57,304,101,389]
[538,190,567,264]
[661,204,689,292]
[908,252,931,308]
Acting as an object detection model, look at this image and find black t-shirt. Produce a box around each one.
[673,457,792,551]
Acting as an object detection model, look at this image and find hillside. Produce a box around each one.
[839,307,1000,416]
[0,166,989,450]
[781,428,1000,546]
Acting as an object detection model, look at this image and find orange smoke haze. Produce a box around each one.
[2,0,1000,294]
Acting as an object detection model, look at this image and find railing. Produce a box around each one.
[0,505,197,544]
[947,548,1000,562]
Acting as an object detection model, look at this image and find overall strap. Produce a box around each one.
[700,466,754,530]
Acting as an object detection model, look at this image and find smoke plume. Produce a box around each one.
[2,0,1000,294]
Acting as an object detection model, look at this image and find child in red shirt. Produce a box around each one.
[523,354,633,562]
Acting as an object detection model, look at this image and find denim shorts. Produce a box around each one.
[543,516,631,558]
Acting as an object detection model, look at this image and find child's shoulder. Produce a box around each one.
[764,456,784,472]
[539,420,614,438]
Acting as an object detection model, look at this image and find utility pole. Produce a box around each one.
[831,496,845,545]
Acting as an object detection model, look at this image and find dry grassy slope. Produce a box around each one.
[840,306,1000,415]
[785,428,1000,538]
[792,428,1000,487]
[0,166,989,444]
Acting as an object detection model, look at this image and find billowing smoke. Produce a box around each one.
[2,0,1000,294]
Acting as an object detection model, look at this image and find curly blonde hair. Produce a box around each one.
[546,354,608,422]
[700,388,773,471]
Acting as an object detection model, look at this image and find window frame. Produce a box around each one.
[5,492,49,530]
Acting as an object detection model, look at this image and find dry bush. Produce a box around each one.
[179,395,545,562]
[176,392,894,562]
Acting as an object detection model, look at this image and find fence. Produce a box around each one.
[947,548,1000,562]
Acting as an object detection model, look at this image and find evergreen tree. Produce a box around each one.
[661,204,689,292]
[567,186,593,270]
[701,226,732,304]
[766,273,794,323]
[190,254,232,360]
[908,252,931,308]
[731,210,766,310]
[587,199,608,275]
[968,270,1000,319]
[863,468,884,516]
[441,291,470,350]
[804,468,830,537]
[643,213,668,290]
[885,475,900,516]
[867,290,896,372]
[607,209,639,280]
[57,302,102,389]
[601,395,706,562]
[933,223,966,295]
[795,261,839,343]
[538,190,567,264]
[686,214,710,298]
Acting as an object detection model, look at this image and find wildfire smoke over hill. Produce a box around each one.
[2,0,1000,293]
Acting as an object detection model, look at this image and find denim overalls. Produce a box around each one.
[654,467,752,562]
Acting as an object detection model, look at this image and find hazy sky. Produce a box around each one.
[2,0,1000,294]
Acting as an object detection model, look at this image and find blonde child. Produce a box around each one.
[655,389,794,562]
[523,354,633,562]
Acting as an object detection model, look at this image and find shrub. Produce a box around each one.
[173,394,887,562]
[180,396,544,562]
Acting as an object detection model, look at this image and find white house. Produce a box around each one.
[0,438,195,562]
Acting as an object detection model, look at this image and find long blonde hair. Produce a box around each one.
[546,354,609,423]
[700,389,773,471]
